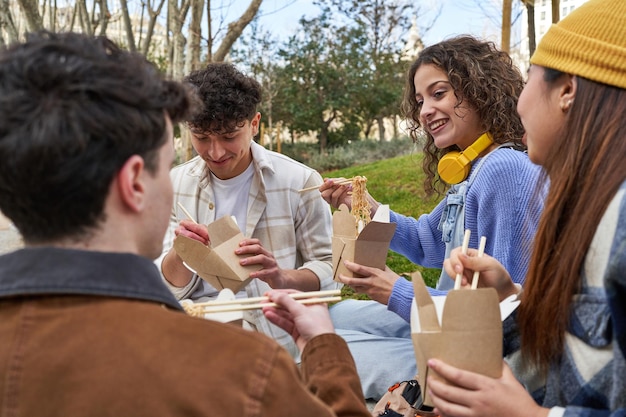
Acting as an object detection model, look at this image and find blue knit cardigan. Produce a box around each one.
[386,148,543,321]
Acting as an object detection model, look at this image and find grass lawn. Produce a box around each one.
[322,151,442,299]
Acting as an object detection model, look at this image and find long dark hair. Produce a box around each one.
[518,70,626,372]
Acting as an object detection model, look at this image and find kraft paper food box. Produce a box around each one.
[410,272,509,408]
[173,215,261,293]
[331,204,396,281]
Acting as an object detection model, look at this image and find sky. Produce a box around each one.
[248,0,504,48]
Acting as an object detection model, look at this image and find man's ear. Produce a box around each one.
[116,155,146,213]
[250,112,261,136]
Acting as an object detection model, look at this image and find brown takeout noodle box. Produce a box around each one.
[173,215,261,293]
[410,272,503,407]
[331,204,396,281]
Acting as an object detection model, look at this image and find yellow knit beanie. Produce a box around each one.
[531,0,626,89]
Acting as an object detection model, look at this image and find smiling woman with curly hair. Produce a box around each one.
[402,35,526,196]
[319,35,543,401]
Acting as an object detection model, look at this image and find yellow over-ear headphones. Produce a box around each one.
[437,132,494,185]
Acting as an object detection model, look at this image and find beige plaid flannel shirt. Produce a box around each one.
[156,141,338,357]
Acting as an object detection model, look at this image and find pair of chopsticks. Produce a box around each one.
[453,229,487,290]
[186,289,342,315]
[298,178,354,193]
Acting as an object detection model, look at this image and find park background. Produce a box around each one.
[1,0,589,286]
[3,0,589,161]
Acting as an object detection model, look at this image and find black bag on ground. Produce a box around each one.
[371,379,436,417]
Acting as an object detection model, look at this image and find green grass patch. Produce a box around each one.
[322,152,442,298]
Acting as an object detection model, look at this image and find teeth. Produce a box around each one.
[429,120,445,130]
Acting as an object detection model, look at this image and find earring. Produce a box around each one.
[561,99,573,112]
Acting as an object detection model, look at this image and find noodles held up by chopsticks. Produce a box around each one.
[351,176,371,233]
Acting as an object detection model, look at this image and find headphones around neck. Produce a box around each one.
[437,132,494,185]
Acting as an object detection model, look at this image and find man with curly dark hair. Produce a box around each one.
[320,36,543,400]
[0,31,369,417]
[157,62,337,358]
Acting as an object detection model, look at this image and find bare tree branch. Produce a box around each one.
[141,0,167,56]
[212,0,262,62]
[96,0,111,36]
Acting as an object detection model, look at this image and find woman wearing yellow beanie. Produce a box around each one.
[425,0,626,416]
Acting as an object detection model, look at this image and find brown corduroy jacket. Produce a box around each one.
[0,248,370,417]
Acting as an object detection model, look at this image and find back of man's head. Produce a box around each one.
[184,62,262,134]
[0,31,194,244]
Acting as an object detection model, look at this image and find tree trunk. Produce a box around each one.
[68,3,77,31]
[77,0,93,35]
[205,0,213,62]
[17,0,43,31]
[49,0,56,30]
[168,0,191,79]
[181,127,194,162]
[319,126,328,154]
[119,0,136,51]
[551,0,559,23]
[186,0,203,72]
[377,116,385,142]
[364,120,373,138]
[525,0,536,58]
[319,111,336,154]
[501,0,512,53]
[96,0,111,37]
[0,0,19,45]
[212,0,263,62]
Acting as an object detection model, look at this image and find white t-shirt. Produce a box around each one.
[210,162,255,234]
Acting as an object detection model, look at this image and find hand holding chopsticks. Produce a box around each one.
[183,289,341,351]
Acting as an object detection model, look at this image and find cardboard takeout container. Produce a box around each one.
[331,204,396,281]
[173,215,261,293]
[410,272,503,407]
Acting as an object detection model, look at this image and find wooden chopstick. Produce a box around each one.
[199,296,342,314]
[298,178,353,193]
[470,236,487,289]
[177,202,197,224]
[454,229,472,290]
[192,289,341,307]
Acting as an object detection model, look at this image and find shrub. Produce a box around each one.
[277,136,417,173]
